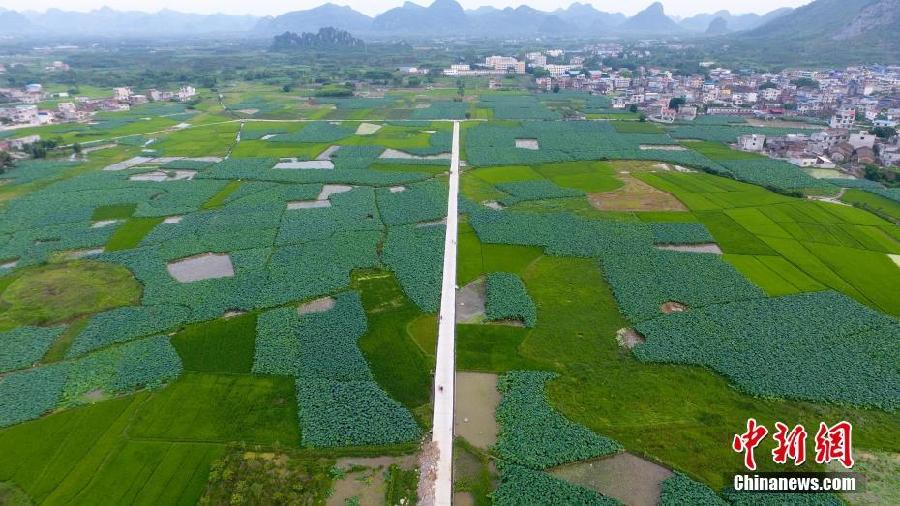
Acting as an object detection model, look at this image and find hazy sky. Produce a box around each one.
[1,0,813,17]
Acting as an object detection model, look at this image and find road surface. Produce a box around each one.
[430,120,460,505]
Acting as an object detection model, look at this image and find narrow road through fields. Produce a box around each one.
[430,120,460,505]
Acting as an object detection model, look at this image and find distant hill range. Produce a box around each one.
[1,1,898,63]
[726,0,900,64]
[1,1,791,38]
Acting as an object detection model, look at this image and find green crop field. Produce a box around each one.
[0,85,897,506]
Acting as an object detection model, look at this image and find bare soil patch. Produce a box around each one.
[657,243,723,254]
[453,492,475,506]
[417,217,447,228]
[103,156,153,171]
[550,452,673,506]
[297,296,335,315]
[589,174,686,212]
[316,145,341,160]
[287,200,331,210]
[616,328,646,349]
[390,186,407,193]
[163,215,183,224]
[355,122,382,135]
[515,138,540,150]
[639,145,687,151]
[65,248,104,260]
[84,389,107,402]
[456,278,486,323]
[660,301,688,314]
[454,372,500,450]
[273,160,334,170]
[129,169,196,182]
[167,253,235,283]
[890,254,900,269]
[317,184,353,200]
[483,201,505,210]
[417,440,439,505]
[380,149,450,160]
[91,220,121,229]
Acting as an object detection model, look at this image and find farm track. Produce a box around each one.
[426,121,460,505]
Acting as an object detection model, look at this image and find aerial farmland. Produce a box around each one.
[0,81,897,506]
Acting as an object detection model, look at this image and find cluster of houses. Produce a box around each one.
[737,128,899,170]
[443,49,585,78]
[0,84,197,131]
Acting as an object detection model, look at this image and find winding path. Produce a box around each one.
[430,120,460,505]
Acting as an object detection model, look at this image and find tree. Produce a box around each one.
[282,84,293,93]
[628,104,638,113]
[791,77,819,90]
[639,113,647,122]
[871,126,897,139]
[552,84,560,93]
[668,97,685,111]
[72,143,82,155]
[759,81,777,90]
[0,151,14,173]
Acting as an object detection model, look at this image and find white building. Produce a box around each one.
[738,134,766,152]
[177,85,196,101]
[484,56,525,74]
[829,108,856,129]
[114,87,133,101]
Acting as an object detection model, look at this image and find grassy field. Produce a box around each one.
[841,188,900,222]
[354,272,434,416]
[0,260,141,330]
[638,172,900,315]
[105,217,164,251]
[171,313,258,373]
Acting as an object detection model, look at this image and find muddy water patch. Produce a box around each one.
[550,452,673,506]
[167,253,235,283]
[454,372,500,449]
[456,278,485,323]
